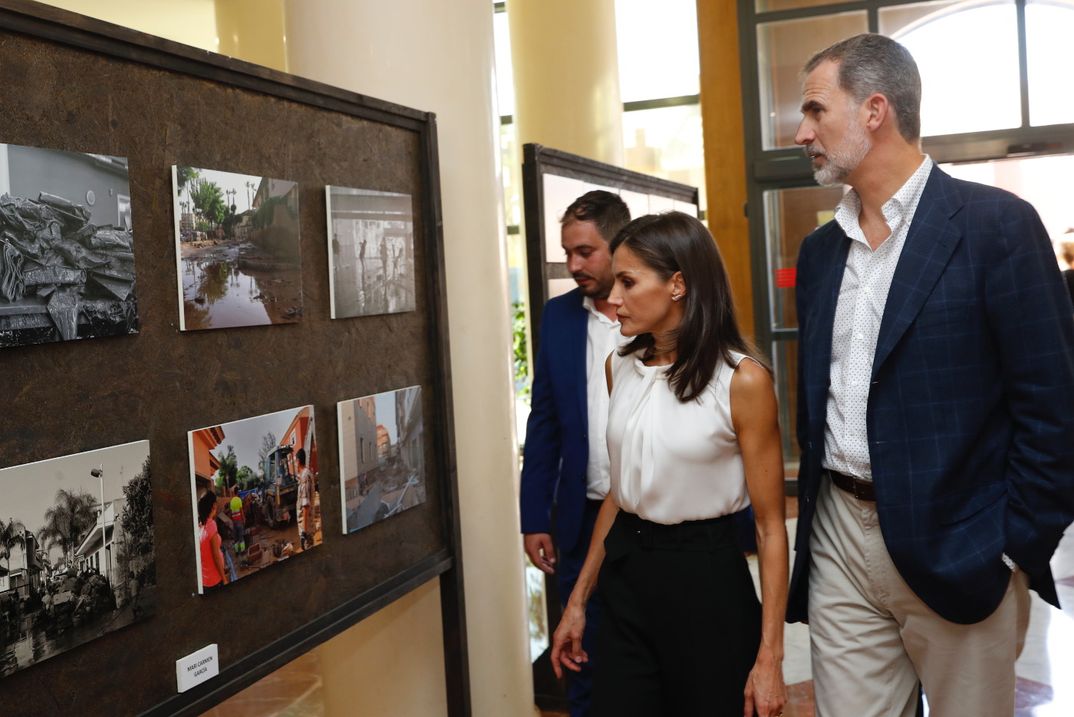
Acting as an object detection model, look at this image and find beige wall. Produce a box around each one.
[36,1,532,715]
[40,0,219,51]
[284,1,531,715]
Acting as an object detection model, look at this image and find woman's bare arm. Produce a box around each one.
[731,359,788,717]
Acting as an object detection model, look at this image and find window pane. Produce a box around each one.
[880,1,1020,136]
[757,0,855,11]
[615,0,700,102]
[622,104,707,212]
[763,185,844,329]
[493,10,515,116]
[757,12,868,149]
[1027,0,1074,127]
[499,122,522,228]
[771,338,801,477]
[939,152,1074,263]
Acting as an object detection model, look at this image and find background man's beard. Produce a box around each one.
[812,127,871,186]
[575,277,611,298]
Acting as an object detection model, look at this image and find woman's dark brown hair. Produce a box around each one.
[610,211,763,402]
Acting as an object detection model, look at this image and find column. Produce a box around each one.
[697,0,755,335]
[507,0,624,165]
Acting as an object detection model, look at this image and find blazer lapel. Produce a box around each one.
[872,167,963,377]
[565,291,590,427]
[806,227,851,431]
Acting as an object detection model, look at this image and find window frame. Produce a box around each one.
[738,0,1074,489]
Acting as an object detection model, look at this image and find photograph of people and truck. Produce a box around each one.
[188,405,321,593]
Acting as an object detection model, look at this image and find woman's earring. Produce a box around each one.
[672,293,683,302]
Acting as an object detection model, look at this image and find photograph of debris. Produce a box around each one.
[0,440,156,679]
[337,386,426,534]
[326,186,415,318]
[0,143,138,349]
[188,405,322,593]
[173,166,302,331]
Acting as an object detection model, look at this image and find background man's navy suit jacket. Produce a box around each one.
[789,166,1074,625]
[520,288,592,554]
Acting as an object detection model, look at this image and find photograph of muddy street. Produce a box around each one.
[338,386,426,534]
[0,440,156,679]
[173,166,301,331]
[0,143,138,349]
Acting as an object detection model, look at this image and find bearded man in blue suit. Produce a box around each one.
[789,34,1074,717]
[520,190,630,717]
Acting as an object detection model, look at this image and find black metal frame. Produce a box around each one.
[737,0,1074,488]
[520,142,698,710]
[0,2,469,715]
[521,143,699,355]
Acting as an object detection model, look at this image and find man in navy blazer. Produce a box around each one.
[789,34,1074,716]
[520,190,630,717]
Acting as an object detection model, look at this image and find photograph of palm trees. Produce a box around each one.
[0,142,138,349]
[187,405,322,594]
[326,186,415,318]
[337,386,426,534]
[0,440,155,679]
[172,165,301,331]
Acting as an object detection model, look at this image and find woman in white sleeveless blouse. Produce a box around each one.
[550,213,788,717]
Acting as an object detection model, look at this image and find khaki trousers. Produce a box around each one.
[808,478,1030,717]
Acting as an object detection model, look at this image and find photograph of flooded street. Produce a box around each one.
[173,166,302,331]
[0,143,138,349]
[0,441,156,679]
[188,405,322,593]
[337,386,426,534]
[326,187,415,319]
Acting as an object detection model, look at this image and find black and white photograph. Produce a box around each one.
[337,386,426,533]
[173,166,302,331]
[326,186,415,318]
[188,405,322,593]
[0,143,138,349]
[0,440,156,679]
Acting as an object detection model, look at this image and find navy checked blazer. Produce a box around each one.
[788,166,1074,625]
[519,288,592,554]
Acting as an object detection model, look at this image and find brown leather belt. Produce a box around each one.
[826,468,876,502]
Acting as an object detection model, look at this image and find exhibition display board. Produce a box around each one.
[0,2,468,715]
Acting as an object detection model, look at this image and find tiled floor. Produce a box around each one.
[199,650,324,717]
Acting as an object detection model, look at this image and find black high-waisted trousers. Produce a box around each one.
[591,510,761,717]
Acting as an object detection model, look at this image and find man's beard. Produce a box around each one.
[809,122,871,187]
[574,273,611,298]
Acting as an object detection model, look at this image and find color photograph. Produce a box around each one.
[173,166,301,331]
[326,186,415,318]
[188,405,322,593]
[0,440,156,679]
[0,143,138,349]
[337,386,426,534]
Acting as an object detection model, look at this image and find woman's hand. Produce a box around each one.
[743,646,786,717]
[549,601,588,679]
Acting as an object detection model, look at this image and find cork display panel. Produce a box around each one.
[0,12,454,717]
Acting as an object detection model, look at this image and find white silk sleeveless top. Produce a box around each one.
[606,349,752,525]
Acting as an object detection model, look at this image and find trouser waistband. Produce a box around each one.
[612,510,736,552]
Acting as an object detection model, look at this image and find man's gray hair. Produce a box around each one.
[804,33,922,141]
